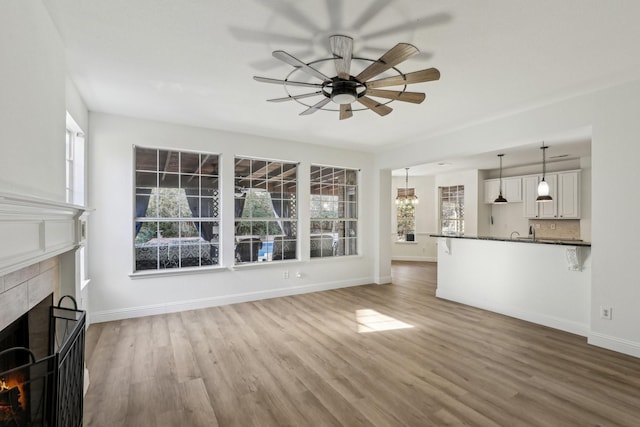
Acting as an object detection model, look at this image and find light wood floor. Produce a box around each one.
[84,262,640,426]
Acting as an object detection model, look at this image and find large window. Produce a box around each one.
[310,165,358,258]
[440,185,464,234]
[234,157,297,263]
[134,147,219,271]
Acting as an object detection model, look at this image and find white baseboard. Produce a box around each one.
[375,275,392,284]
[588,331,640,359]
[436,288,588,337]
[89,277,372,323]
[392,256,437,262]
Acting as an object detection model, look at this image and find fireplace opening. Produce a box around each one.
[0,294,85,427]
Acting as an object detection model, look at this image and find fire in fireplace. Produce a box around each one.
[0,373,25,419]
[0,294,85,427]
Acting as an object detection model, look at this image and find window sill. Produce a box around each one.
[231,259,301,269]
[309,254,363,262]
[129,265,228,279]
[395,241,418,245]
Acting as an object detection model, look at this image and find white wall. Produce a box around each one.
[87,113,377,322]
[0,0,66,201]
[590,80,640,356]
[390,175,437,261]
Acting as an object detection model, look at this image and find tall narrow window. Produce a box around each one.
[134,147,220,271]
[310,165,358,258]
[65,112,85,205]
[65,129,74,203]
[396,204,415,240]
[234,157,298,264]
[440,185,464,234]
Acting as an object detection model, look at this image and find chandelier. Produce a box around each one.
[396,168,419,205]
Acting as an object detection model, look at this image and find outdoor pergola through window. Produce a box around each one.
[134,147,220,271]
[310,165,358,258]
[234,157,298,263]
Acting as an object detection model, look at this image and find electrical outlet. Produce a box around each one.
[283,270,289,279]
[600,306,613,320]
[551,223,556,230]
[535,223,541,229]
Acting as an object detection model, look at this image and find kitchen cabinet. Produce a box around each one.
[504,177,522,202]
[484,179,501,204]
[557,171,580,218]
[483,177,521,203]
[523,171,580,219]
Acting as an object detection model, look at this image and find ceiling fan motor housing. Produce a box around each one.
[328,80,363,104]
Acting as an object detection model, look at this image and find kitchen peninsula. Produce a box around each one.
[431,234,591,336]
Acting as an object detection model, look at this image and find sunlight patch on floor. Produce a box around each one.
[355,309,414,333]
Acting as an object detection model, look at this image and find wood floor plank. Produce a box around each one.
[84,262,640,426]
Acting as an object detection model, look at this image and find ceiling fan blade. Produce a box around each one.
[340,104,353,120]
[357,96,393,116]
[366,89,425,104]
[273,51,332,82]
[330,35,353,79]
[299,97,332,116]
[268,92,323,102]
[355,43,419,83]
[365,68,441,89]
[253,76,323,88]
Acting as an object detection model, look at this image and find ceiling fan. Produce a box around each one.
[253,35,440,120]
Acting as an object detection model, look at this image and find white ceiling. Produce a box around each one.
[45,0,638,164]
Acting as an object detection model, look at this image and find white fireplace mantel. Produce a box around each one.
[0,192,88,277]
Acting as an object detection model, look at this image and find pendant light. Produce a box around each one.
[395,168,419,205]
[494,154,508,204]
[536,144,552,202]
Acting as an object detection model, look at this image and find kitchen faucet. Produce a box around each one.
[529,225,536,241]
[510,231,520,239]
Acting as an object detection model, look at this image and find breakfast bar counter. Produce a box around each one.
[430,234,591,336]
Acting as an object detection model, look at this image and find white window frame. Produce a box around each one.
[134,146,221,272]
[309,165,358,258]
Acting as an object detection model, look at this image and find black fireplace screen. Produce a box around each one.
[0,296,85,427]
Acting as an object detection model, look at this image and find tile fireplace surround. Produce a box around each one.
[0,192,86,331]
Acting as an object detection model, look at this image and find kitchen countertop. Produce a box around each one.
[429,234,591,247]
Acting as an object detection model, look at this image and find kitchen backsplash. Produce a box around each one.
[528,219,581,240]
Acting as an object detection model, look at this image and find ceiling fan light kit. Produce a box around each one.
[254,35,440,120]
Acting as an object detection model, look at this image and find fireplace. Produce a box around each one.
[0,294,85,427]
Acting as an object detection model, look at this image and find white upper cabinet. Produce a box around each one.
[538,173,558,218]
[557,171,580,218]
[484,177,521,203]
[523,175,540,218]
[484,179,501,204]
[504,177,522,202]
[523,171,580,219]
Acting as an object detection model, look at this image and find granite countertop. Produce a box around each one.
[429,234,591,247]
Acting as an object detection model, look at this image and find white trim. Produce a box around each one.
[436,288,588,337]
[392,256,437,262]
[588,332,640,359]
[375,275,392,284]
[0,192,87,276]
[89,276,372,323]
